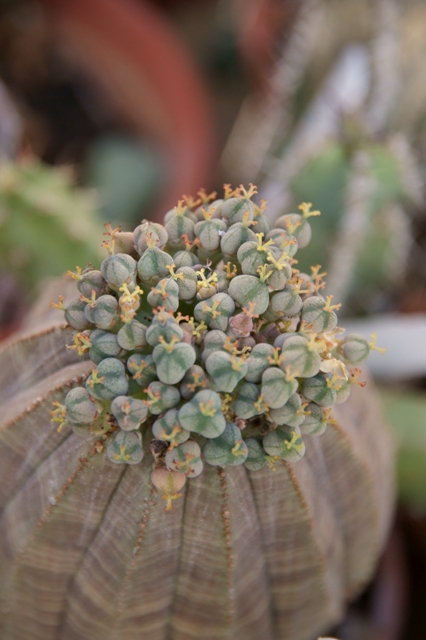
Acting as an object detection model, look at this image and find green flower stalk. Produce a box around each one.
[51,184,383,511]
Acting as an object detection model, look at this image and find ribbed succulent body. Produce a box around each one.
[0,185,394,640]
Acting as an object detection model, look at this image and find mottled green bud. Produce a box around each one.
[220,223,257,256]
[173,250,199,268]
[76,269,106,298]
[178,389,226,438]
[165,212,194,249]
[147,278,179,312]
[180,364,210,400]
[100,253,136,288]
[152,409,190,447]
[133,221,168,253]
[203,422,248,466]
[280,335,321,378]
[237,240,279,276]
[194,293,235,331]
[107,430,143,464]
[261,367,298,409]
[153,340,196,385]
[145,311,184,346]
[127,353,157,387]
[65,299,92,331]
[194,218,227,252]
[89,329,122,365]
[301,296,339,333]
[65,387,98,425]
[117,319,147,351]
[302,374,337,407]
[266,228,298,257]
[176,267,198,301]
[269,393,304,427]
[335,378,351,404]
[221,197,255,224]
[275,213,312,248]
[300,402,328,435]
[137,246,174,283]
[86,357,128,401]
[205,351,248,392]
[165,440,203,478]
[245,343,275,383]
[84,295,120,331]
[201,330,227,363]
[111,395,148,431]
[263,426,305,461]
[339,333,370,364]
[233,382,262,419]
[228,275,269,315]
[146,381,181,415]
[273,332,298,350]
[270,286,303,317]
[243,438,266,470]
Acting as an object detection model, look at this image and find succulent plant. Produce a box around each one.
[0,184,393,640]
[48,184,385,494]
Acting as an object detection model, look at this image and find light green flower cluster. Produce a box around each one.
[51,185,383,509]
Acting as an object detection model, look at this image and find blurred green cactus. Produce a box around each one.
[52,184,382,508]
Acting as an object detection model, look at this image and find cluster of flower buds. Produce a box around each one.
[51,185,383,510]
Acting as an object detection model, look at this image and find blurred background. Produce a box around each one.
[1,0,426,638]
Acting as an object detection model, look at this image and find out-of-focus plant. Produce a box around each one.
[222,0,425,314]
[0,158,103,295]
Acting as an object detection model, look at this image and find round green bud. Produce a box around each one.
[145,313,184,347]
[228,275,269,315]
[180,365,210,400]
[126,353,157,388]
[173,250,199,268]
[111,395,148,431]
[270,286,303,317]
[268,393,304,427]
[266,228,298,257]
[300,403,328,435]
[137,246,174,284]
[275,213,312,248]
[165,213,194,249]
[203,422,248,466]
[205,351,248,392]
[146,381,181,415]
[194,218,227,252]
[107,430,143,465]
[84,295,120,331]
[194,293,235,332]
[280,335,321,378]
[301,296,338,333]
[220,223,257,256]
[153,341,196,385]
[244,438,266,471]
[245,343,275,383]
[221,197,255,224]
[147,278,179,312]
[233,382,262,419]
[76,270,106,298]
[100,253,136,288]
[261,367,298,409]
[165,440,203,478]
[152,409,190,447]
[339,333,370,364]
[302,374,337,407]
[89,329,122,365]
[178,389,226,438]
[263,426,305,462]
[176,267,198,301]
[86,357,128,401]
[65,387,98,425]
[65,299,92,331]
[133,221,168,253]
[237,240,279,276]
[201,330,227,363]
[117,320,147,351]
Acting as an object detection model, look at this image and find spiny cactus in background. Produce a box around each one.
[0,158,102,293]
[51,184,384,511]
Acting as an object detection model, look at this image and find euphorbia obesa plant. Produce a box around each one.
[0,185,394,640]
